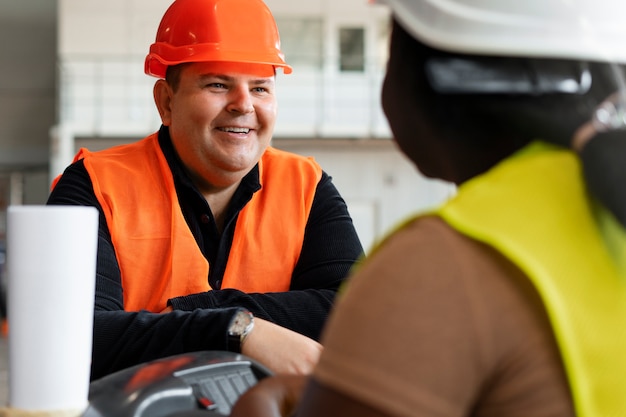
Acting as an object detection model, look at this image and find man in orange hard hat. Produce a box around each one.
[48,0,363,381]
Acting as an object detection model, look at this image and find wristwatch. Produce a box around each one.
[227,309,254,353]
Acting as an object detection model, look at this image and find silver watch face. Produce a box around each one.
[229,310,253,336]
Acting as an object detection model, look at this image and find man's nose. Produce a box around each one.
[226,86,254,114]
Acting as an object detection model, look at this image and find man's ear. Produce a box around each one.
[153,79,173,126]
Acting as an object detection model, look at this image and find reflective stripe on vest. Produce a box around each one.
[74,133,322,312]
[436,141,626,417]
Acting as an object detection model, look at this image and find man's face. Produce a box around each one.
[156,61,277,190]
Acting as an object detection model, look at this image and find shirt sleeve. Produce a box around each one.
[312,216,574,417]
[169,172,365,341]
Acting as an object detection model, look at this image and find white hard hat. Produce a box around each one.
[380,0,626,64]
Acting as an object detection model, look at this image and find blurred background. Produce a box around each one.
[0,2,457,387]
[0,0,456,284]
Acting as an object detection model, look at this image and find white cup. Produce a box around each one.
[6,205,98,414]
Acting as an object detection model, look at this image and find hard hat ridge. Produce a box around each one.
[145,0,292,78]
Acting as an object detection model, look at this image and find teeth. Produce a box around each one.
[220,127,250,133]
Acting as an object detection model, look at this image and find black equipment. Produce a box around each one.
[82,351,271,417]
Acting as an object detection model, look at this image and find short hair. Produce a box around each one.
[164,63,190,92]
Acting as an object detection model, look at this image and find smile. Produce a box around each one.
[219,127,251,134]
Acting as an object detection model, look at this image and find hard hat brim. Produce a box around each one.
[144,43,293,78]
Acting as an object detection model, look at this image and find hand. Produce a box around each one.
[230,374,308,417]
[242,317,322,375]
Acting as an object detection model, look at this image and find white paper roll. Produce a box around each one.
[6,205,99,412]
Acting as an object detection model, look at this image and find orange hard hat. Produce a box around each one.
[144,0,292,78]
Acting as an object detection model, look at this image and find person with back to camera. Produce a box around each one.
[47,0,364,381]
[230,0,626,415]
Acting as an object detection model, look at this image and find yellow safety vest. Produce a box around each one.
[58,133,322,312]
[436,141,626,417]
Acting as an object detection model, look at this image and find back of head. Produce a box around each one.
[144,0,292,79]
[379,0,626,227]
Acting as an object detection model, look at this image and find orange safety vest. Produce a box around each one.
[60,133,322,312]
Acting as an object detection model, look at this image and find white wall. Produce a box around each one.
[274,140,455,252]
[58,0,389,54]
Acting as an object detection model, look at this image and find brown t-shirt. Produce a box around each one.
[314,216,576,417]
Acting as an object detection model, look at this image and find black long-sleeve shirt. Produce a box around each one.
[47,126,364,380]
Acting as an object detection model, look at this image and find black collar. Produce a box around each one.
[157,125,262,201]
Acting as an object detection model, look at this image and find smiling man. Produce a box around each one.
[47,0,363,381]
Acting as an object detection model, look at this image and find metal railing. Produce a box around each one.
[58,55,392,139]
